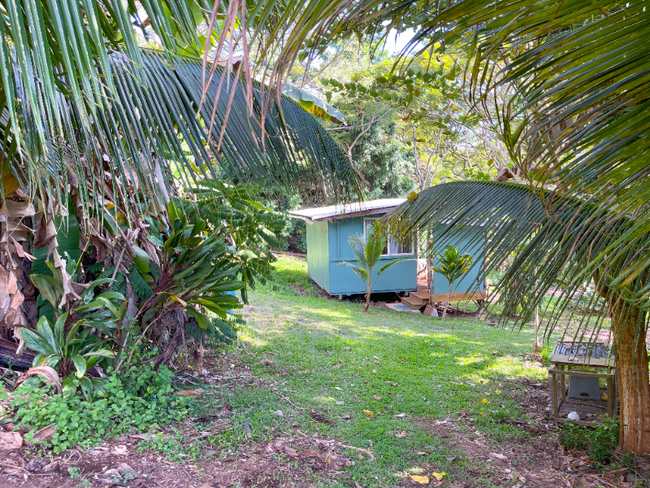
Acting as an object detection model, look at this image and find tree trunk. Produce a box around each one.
[609,296,650,454]
[442,286,452,320]
[533,305,541,354]
[364,280,371,313]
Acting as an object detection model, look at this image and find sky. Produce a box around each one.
[382,29,417,55]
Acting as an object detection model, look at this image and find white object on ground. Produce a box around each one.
[567,411,581,421]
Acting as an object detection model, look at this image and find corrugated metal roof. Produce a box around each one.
[288,198,405,223]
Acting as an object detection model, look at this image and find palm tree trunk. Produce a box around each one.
[364,278,371,313]
[442,286,452,320]
[609,296,650,454]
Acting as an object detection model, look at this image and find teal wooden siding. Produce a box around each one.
[430,224,486,295]
[305,213,417,296]
[306,220,330,292]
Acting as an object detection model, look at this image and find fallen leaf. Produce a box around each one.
[129,433,168,441]
[178,388,204,397]
[42,461,60,473]
[299,449,324,460]
[432,472,446,481]
[111,445,128,455]
[31,425,56,444]
[267,439,287,454]
[324,453,350,470]
[284,446,299,457]
[17,366,62,393]
[410,475,429,484]
[363,409,375,416]
[491,452,508,461]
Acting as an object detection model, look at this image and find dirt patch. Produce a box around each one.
[0,432,361,488]
[415,417,639,487]
[288,284,309,297]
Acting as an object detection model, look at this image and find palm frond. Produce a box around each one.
[388,0,650,286]
[338,261,368,281]
[376,257,410,278]
[2,47,360,221]
[388,181,650,340]
[348,234,369,270]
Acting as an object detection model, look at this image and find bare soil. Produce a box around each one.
[2,376,649,488]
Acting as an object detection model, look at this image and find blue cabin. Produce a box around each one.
[289,199,418,298]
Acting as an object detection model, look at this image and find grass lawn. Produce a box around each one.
[23,254,636,488]
[194,255,569,487]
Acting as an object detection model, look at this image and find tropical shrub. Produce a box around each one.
[19,313,115,399]
[20,270,129,398]
[432,245,473,319]
[121,201,244,368]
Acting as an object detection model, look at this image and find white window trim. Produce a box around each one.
[363,218,414,256]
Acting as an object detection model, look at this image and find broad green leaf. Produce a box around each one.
[72,355,87,379]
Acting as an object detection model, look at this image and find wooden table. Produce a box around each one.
[548,341,617,425]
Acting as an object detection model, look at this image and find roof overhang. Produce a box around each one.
[288,198,406,224]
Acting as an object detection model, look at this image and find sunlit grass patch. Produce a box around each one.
[207,256,558,487]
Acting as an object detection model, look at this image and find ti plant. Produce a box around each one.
[432,245,473,320]
[341,221,411,313]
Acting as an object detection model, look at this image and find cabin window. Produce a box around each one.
[363,218,413,256]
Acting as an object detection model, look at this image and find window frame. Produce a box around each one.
[363,217,414,257]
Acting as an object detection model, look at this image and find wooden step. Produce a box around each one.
[411,290,430,302]
[401,295,426,310]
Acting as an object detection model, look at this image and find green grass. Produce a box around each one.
[193,256,557,487]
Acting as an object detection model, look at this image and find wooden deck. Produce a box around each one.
[401,285,487,310]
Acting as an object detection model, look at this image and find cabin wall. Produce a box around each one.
[306,221,330,292]
[430,225,486,295]
[327,215,417,296]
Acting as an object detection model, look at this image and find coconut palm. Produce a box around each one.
[0,2,360,333]
[389,180,650,454]
[340,222,410,313]
[432,245,473,320]
[380,1,650,454]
